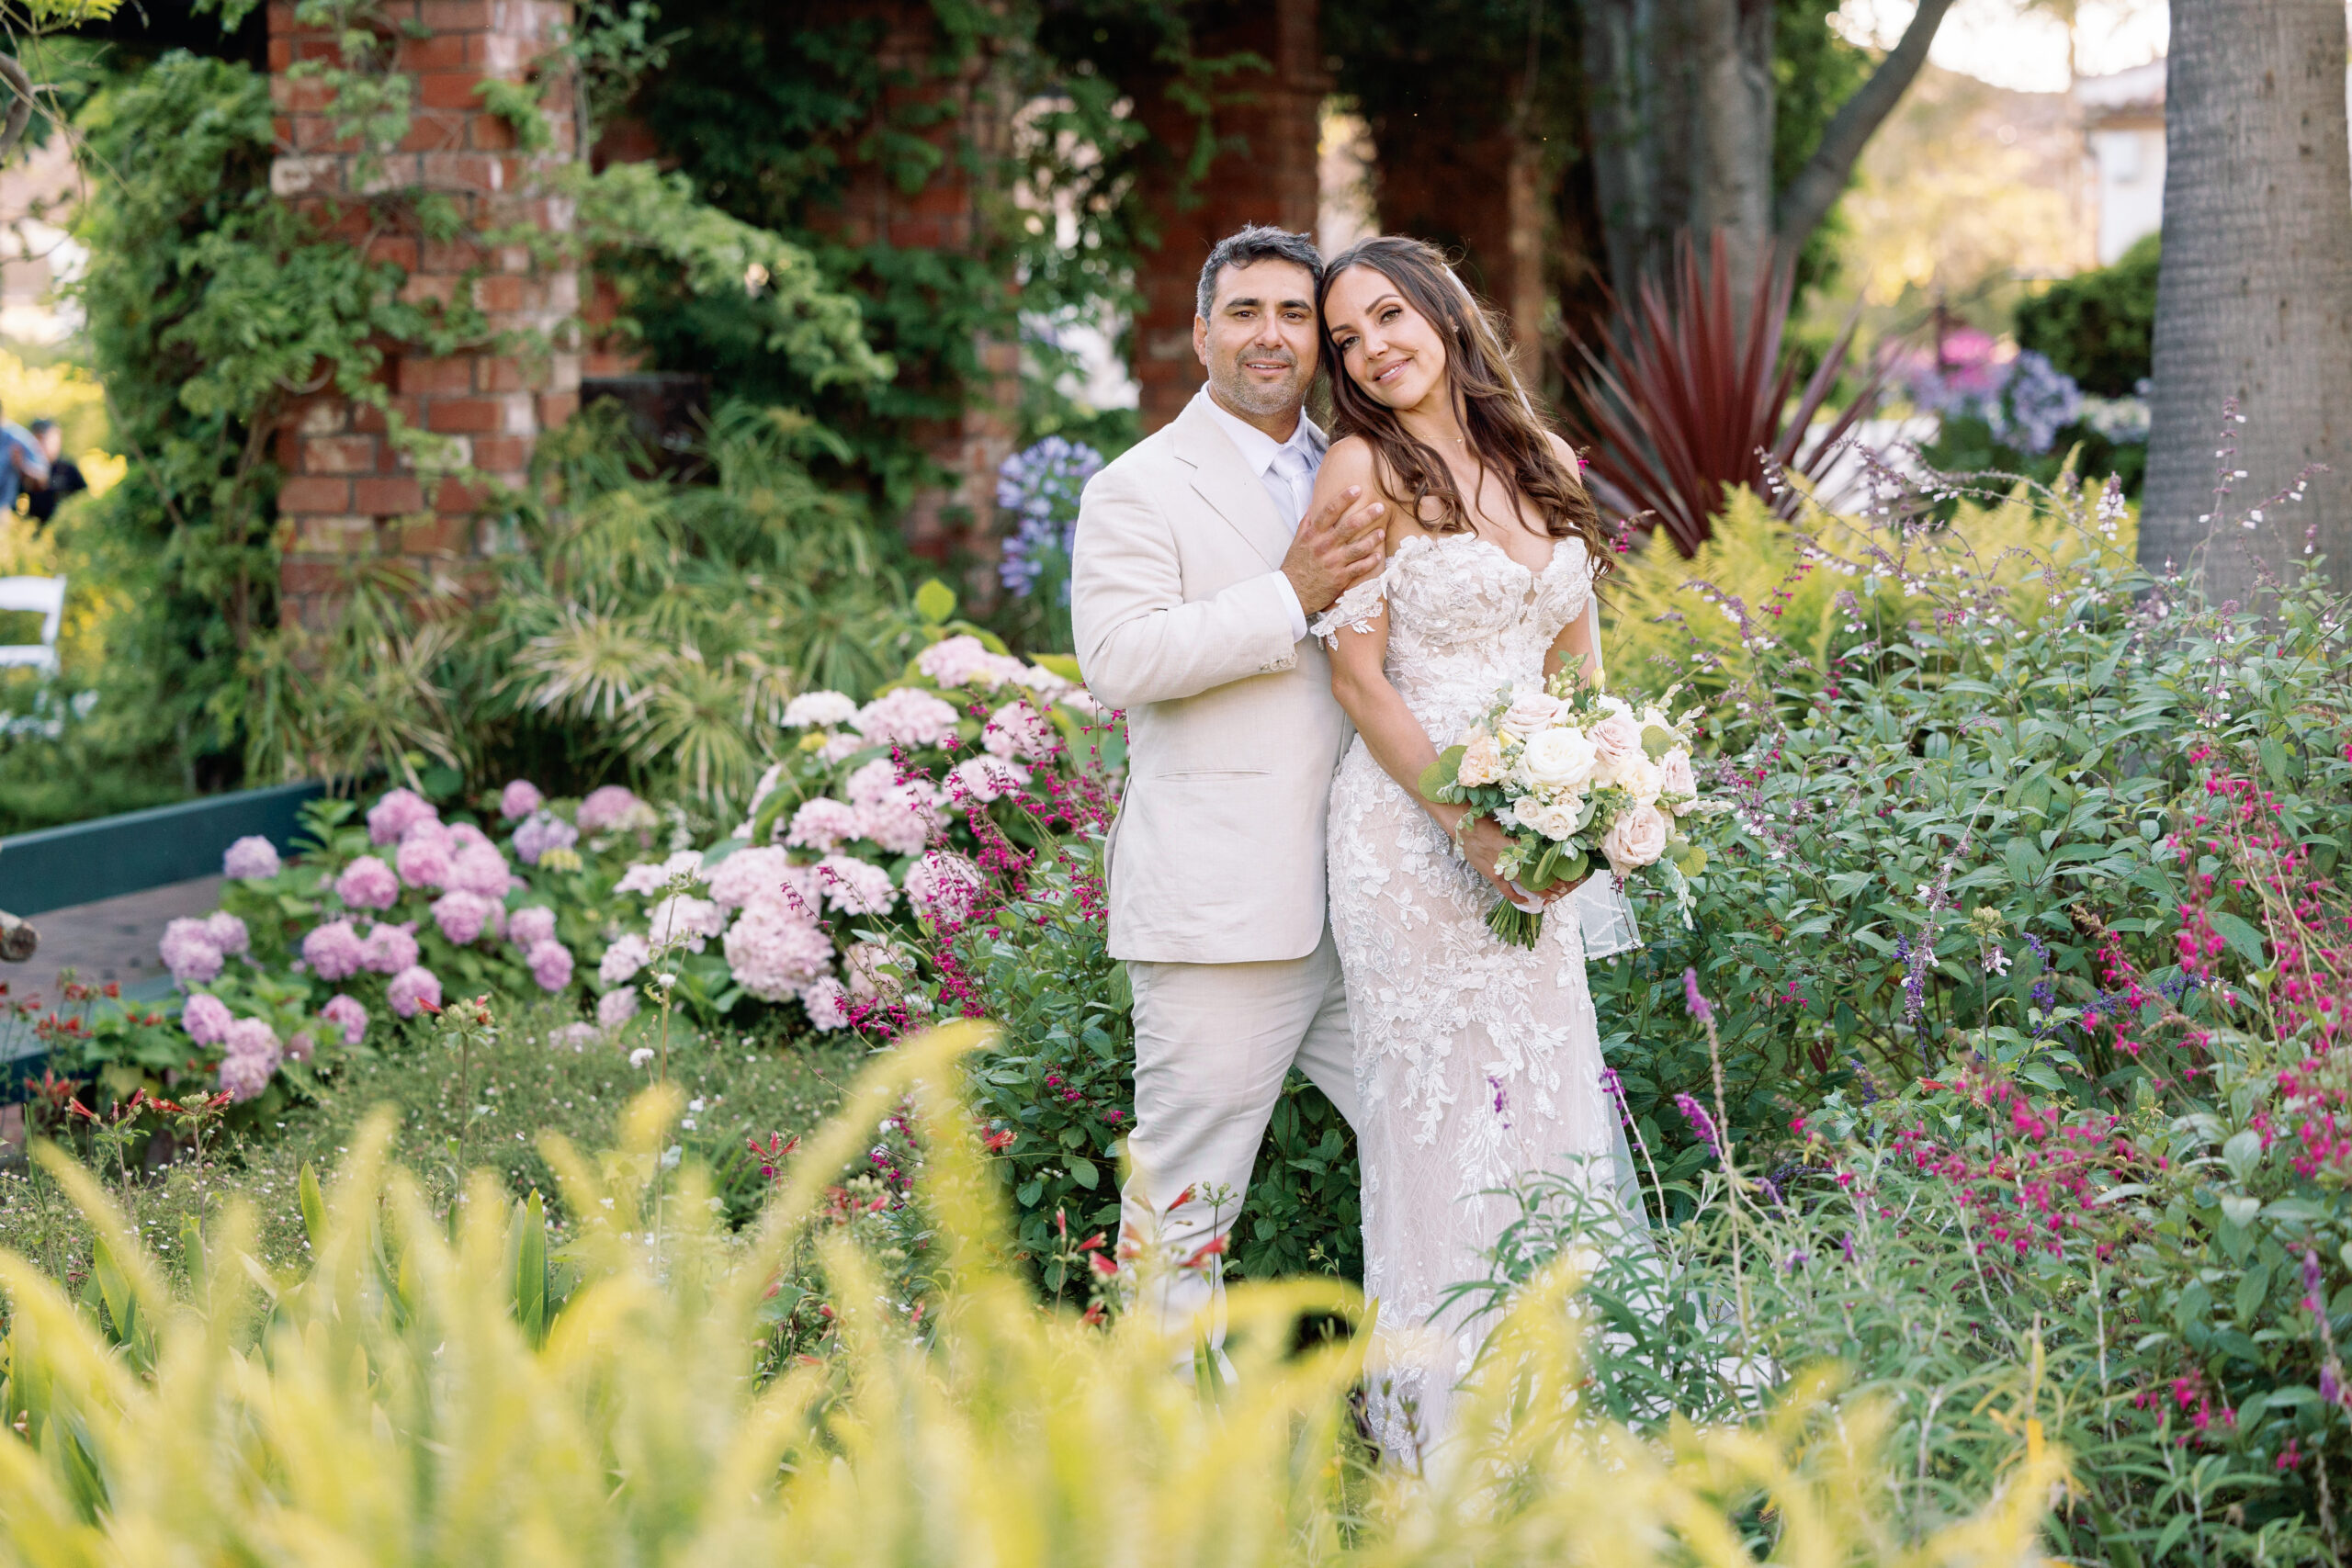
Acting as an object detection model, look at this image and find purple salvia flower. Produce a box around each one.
[1682,967,1714,1025]
[1673,1092,1722,1159]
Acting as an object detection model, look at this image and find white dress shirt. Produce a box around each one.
[1195,387,1322,642]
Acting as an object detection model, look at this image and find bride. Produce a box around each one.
[1306,236,1634,1466]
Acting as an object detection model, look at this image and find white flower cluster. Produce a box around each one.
[1453,685,1702,878]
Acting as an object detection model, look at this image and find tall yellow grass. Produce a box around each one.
[0,1021,2062,1564]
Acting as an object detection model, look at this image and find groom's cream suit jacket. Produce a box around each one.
[1072,392,1351,965]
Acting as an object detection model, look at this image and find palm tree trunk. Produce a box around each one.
[2141,0,2352,604]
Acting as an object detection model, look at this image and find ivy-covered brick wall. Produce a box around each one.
[266,0,582,625]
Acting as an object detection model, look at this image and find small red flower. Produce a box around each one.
[1088,1252,1119,1279]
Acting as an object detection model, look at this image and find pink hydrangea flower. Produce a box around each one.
[394,831,454,891]
[597,987,640,1030]
[430,890,497,946]
[301,919,367,982]
[598,932,650,987]
[447,822,495,855]
[321,993,368,1047]
[706,845,797,911]
[218,1017,282,1102]
[500,780,545,820]
[983,698,1056,761]
[800,976,850,1032]
[204,911,250,957]
[781,690,860,728]
[512,811,578,865]
[219,1048,277,1103]
[856,793,940,856]
[577,785,653,834]
[615,851,707,897]
[447,843,516,899]
[335,854,401,910]
[853,686,963,749]
[160,919,224,985]
[816,733,866,764]
[387,965,443,1019]
[285,1032,315,1064]
[367,787,439,846]
[222,836,280,881]
[647,894,725,953]
[508,905,558,949]
[550,1022,602,1049]
[947,754,1030,806]
[816,854,897,916]
[361,921,421,976]
[843,940,909,1000]
[906,850,986,923]
[916,635,1028,690]
[181,992,233,1045]
[785,797,860,852]
[527,940,574,993]
[722,898,834,1001]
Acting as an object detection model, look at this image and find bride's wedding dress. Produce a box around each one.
[1314,530,1634,1467]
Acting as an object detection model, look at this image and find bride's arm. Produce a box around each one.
[1316,448,1521,899]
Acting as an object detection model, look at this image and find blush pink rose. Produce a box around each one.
[1599,803,1670,874]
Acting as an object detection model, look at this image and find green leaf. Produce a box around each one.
[299,1162,327,1251]
[1417,745,1466,800]
[2234,1258,2270,1325]
[2209,911,2267,968]
[1640,724,1677,761]
[1066,1156,1099,1190]
[2222,1129,2263,1184]
[514,1189,548,1346]
[914,580,957,625]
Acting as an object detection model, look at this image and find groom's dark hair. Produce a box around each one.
[1194,225,1323,321]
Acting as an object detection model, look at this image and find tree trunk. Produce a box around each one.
[1690,0,1774,302]
[2141,0,2352,604]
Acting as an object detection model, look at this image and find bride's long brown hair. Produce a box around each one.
[1317,236,1606,569]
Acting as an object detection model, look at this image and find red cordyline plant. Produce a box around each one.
[1561,231,1886,557]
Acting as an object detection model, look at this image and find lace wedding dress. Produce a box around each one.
[1313,530,1635,1468]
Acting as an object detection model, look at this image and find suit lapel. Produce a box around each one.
[1170,395,1295,570]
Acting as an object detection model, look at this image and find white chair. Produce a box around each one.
[0,575,63,673]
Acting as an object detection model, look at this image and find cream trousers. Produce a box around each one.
[1118,926,1359,1356]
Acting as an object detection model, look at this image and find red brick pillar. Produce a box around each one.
[1129,0,1324,432]
[267,0,579,627]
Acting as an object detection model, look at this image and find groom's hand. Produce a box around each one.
[1282,486,1386,614]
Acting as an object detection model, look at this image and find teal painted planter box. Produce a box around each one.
[0,781,325,917]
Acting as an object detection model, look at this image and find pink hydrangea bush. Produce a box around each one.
[151,638,1111,1090]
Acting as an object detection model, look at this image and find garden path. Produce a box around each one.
[6,874,220,1012]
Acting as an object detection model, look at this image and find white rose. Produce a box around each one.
[1510,793,1582,842]
[1658,748,1699,805]
[1497,687,1567,738]
[1516,727,1598,793]
[1600,803,1670,873]
[1620,757,1664,807]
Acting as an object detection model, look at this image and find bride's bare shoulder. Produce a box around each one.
[1320,434,1381,484]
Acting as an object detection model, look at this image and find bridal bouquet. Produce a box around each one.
[1419,670,1710,948]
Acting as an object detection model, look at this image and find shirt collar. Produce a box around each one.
[1194,386,1322,476]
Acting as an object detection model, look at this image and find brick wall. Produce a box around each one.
[1128,0,1324,432]
[268,0,579,628]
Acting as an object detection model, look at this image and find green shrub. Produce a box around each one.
[2016,233,2160,398]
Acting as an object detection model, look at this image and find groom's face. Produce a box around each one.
[1193,258,1319,423]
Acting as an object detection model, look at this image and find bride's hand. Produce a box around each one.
[1455,815,1589,904]
[1453,815,1527,901]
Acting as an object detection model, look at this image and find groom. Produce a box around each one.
[1072,224,1386,1349]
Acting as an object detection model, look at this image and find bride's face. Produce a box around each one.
[1324,265,1448,412]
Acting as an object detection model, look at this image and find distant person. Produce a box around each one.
[25,420,84,526]
[0,400,47,518]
